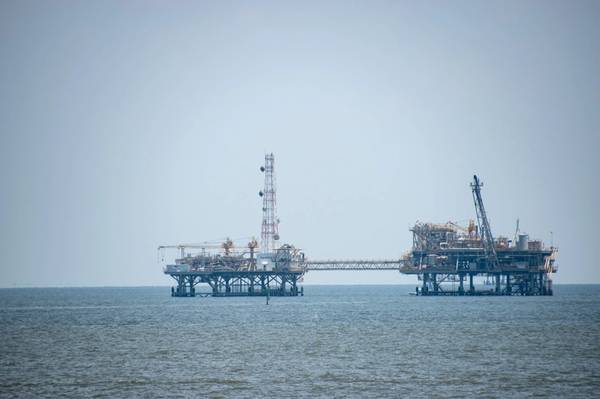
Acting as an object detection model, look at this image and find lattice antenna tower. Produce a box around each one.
[259,153,279,253]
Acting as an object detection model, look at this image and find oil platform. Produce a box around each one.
[399,175,558,296]
[160,155,557,297]
[160,154,305,297]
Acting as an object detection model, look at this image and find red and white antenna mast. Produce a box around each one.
[259,153,279,253]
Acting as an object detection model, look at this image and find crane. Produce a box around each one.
[248,238,258,259]
[447,220,476,237]
[221,238,234,255]
[470,175,498,269]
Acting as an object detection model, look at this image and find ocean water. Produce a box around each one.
[0,285,599,398]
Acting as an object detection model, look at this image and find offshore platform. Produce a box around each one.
[399,175,558,296]
[160,155,557,297]
[160,154,305,297]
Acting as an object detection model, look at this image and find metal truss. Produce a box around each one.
[304,259,407,271]
[416,270,552,296]
[168,270,304,297]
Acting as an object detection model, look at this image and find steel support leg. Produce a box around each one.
[495,274,501,294]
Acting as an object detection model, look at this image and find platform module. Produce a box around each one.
[399,176,558,295]
[160,153,306,297]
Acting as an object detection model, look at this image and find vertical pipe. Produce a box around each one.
[189,276,195,297]
[177,276,185,297]
[469,274,474,294]
[539,272,544,295]
[495,274,501,294]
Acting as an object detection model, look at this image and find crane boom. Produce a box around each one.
[470,175,498,269]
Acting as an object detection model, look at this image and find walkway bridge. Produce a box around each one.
[304,259,407,271]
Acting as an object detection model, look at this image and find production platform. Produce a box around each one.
[159,154,558,297]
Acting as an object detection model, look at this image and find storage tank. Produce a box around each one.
[517,234,529,251]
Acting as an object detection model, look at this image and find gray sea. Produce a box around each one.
[1,285,599,398]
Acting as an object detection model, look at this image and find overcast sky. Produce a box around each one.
[1,0,599,287]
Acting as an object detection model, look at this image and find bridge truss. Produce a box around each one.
[303,259,407,271]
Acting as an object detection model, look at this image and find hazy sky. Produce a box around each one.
[1,1,599,287]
